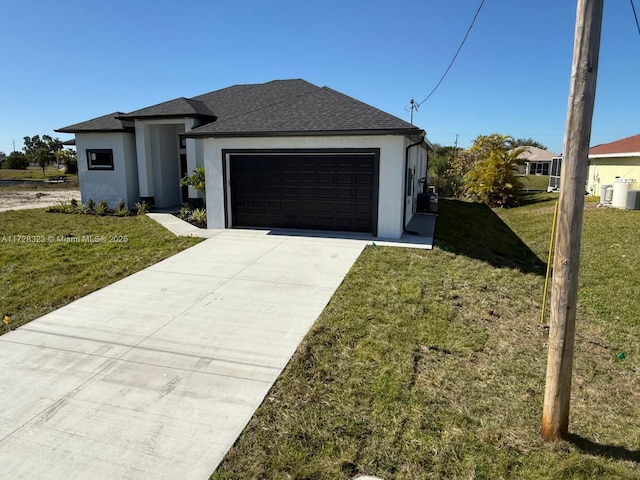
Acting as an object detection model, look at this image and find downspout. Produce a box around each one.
[403,131,425,235]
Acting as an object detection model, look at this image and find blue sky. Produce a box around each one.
[1,0,638,155]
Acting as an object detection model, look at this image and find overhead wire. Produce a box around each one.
[417,0,486,106]
[631,0,640,36]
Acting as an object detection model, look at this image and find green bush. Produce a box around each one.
[464,148,525,208]
[95,201,109,216]
[180,166,206,193]
[190,208,207,227]
[4,151,29,170]
[64,155,78,174]
[45,202,75,213]
[135,201,149,216]
[177,206,192,220]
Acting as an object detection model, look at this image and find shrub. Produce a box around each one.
[190,208,207,227]
[464,148,525,208]
[180,166,206,193]
[114,200,129,217]
[85,198,95,213]
[95,201,109,216]
[4,151,29,170]
[46,202,75,213]
[177,206,192,220]
[64,155,78,174]
[135,201,149,216]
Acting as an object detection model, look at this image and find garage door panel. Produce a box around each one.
[318,187,335,198]
[355,204,372,214]
[230,153,376,233]
[336,188,354,199]
[282,186,298,197]
[356,188,372,199]
[337,174,354,183]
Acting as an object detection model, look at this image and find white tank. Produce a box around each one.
[612,178,637,209]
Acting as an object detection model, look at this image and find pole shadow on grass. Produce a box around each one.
[567,434,640,463]
[434,199,546,275]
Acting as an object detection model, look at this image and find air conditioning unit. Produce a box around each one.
[612,178,637,209]
[600,184,613,204]
[416,192,438,213]
[626,190,640,210]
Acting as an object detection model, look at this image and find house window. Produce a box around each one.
[87,149,114,170]
[529,161,549,175]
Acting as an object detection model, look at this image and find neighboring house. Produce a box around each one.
[588,133,640,196]
[512,146,559,175]
[57,79,431,239]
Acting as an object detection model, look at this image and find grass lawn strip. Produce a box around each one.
[1,209,201,332]
[211,197,640,480]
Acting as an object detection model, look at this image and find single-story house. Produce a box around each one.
[588,133,640,196]
[57,79,431,239]
[512,146,559,175]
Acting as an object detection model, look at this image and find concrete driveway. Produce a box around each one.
[0,230,367,479]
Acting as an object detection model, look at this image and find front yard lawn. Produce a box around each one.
[211,198,640,479]
[1,209,201,331]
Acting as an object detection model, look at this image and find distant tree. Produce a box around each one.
[4,151,29,170]
[463,134,526,208]
[508,137,548,150]
[55,149,77,174]
[0,151,6,166]
[23,134,63,176]
[428,144,460,197]
[33,147,51,177]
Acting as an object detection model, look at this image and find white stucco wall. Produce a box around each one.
[203,135,422,239]
[75,132,138,208]
[134,118,197,208]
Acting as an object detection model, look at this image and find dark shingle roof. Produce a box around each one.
[56,112,134,133]
[57,79,421,138]
[589,134,640,155]
[192,79,319,120]
[187,86,419,137]
[117,97,215,120]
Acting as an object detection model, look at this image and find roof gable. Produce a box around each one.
[589,134,640,155]
[117,97,214,119]
[512,146,559,161]
[56,112,133,133]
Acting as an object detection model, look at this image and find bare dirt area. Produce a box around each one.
[0,189,80,212]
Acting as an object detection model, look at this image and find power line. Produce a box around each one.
[417,0,486,106]
[631,0,640,36]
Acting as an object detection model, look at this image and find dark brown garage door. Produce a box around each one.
[230,154,377,233]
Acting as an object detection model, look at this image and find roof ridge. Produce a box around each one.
[190,83,257,102]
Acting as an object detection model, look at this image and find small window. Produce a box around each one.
[87,149,114,170]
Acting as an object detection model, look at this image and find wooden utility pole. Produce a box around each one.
[541,0,603,441]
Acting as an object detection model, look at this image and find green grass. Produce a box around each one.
[211,198,640,479]
[0,209,201,331]
[519,174,551,191]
